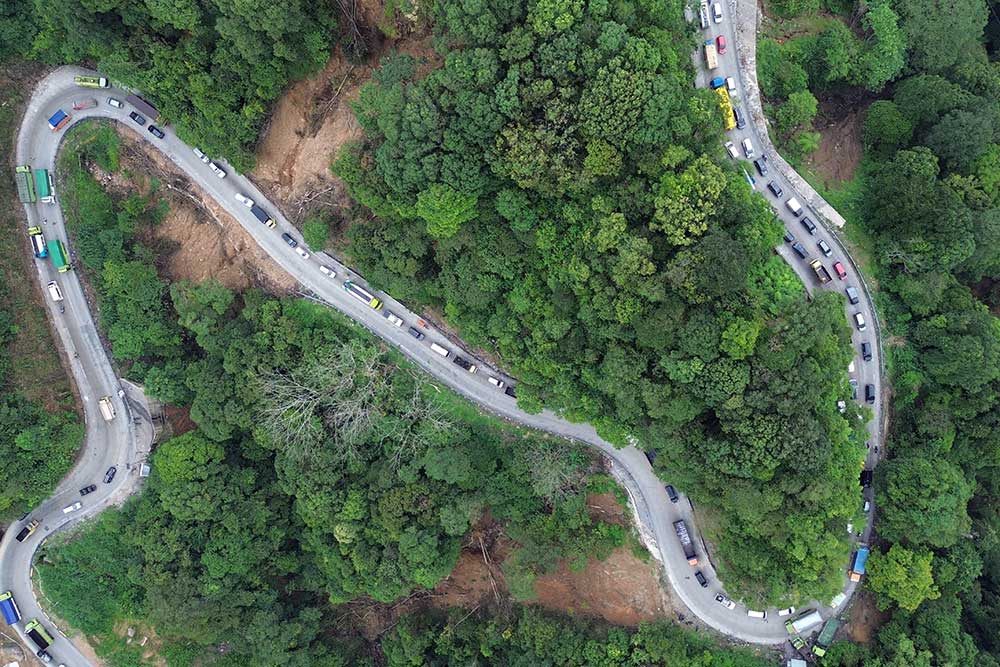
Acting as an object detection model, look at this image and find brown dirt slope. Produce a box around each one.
[806,100,866,189]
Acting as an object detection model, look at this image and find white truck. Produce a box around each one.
[785,609,823,634]
[98,396,116,421]
[786,197,803,217]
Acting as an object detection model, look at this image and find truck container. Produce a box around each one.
[809,259,832,284]
[850,545,870,582]
[784,609,823,634]
[344,280,383,310]
[47,109,71,131]
[0,592,21,625]
[34,168,54,203]
[15,165,37,203]
[24,618,53,651]
[98,396,116,421]
[785,197,803,217]
[28,227,47,258]
[74,75,109,88]
[47,239,71,272]
[812,618,839,657]
[72,98,97,111]
[125,94,159,121]
[704,41,718,70]
[673,520,699,565]
[15,519,39,542]
[249,204,275,227]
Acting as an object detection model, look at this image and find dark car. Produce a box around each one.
[733,106,746,130]
[783,230,794,243]
[849,379,858,400]
[79,484,97,496]
[407,326,425,340]
[865,383,876,404]
[103,466,117,484]
[846,286,860,304]
[800,216,817,235]
[695,570,709,587]
[148,124,165,139]
[791,241,808,259]
[128,111,145,125]
[644,450,657,465]
[753,157,768,176]
[861,341,873,361]
[281,232,298,248]
[817,239,832,257]
[665,485,679,503]
[767,181,783,197]
[504,384,517,398]
[860,469,873,487]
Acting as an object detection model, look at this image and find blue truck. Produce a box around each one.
[0,591,21,625]
[850,544,870,582]
[47,109,70,131]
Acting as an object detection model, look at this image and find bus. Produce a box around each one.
[15,165,36,203]
[704,40,718,70]
[715,87,736,130]
[74,75,108,88]
[34,168,53,203]
[28,227,47,258]
[24,618,54,650]
[47,239,71,272]
[344,280,383,310]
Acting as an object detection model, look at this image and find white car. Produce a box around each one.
[712,2,723,22]
[724,141,739,159]
[319,265,336,278]
[487,376,506,390]
[62,502,82,514]
[234,193,254,208]
[294,246,309,260]
[192,147,210,164]
[107,97,123,108]
[854,312,867,331]
[715,594,736,610]
[777,607,796,617]
[385,312,404,327]
[208,162,226,178]
[741,138,754,159]
[726,77,736,92]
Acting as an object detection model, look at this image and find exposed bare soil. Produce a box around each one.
[845,590,890,644]
[806,100,867,188]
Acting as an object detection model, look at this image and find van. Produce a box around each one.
[861,341,872,361]
[785,197,803,217]
[800,216,816,235]
[747,610,767,619]
[845,286,860,304]
[430,342,450,358]
[724,141,739,159]
[712,2,723,22]
[46,281,63,302]
[665,485,679,503]
[865,384,876,404]
[726,77,736,92]
[733,106,746,129]
[854,313,866,331]
[741,138,754,159]
[791,242,808,259]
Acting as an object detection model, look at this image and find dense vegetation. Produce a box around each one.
[758,1,1000,666]
[334,0,864,603]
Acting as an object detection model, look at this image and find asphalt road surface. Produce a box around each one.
[0,50,885,664]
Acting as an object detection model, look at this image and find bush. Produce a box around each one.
[302,214,331,250]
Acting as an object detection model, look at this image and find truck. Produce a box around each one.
[785,609,823,634]
[812,618,839,657]
[699,2,710,28]
[74,75,109,88]
[673,520,699,565]
[704,40,718,70]
[98,396,116,421]
[249,204,275,228]
[72,98,98,111]
[0,592,21,625]
[809,259,832,284]
[28,227,47,258]
[47,109,71,131]
[15,165,37,203]
[15,519,39,542]
[714,87,736,131]
[47,239,71,273]
[344,280,383,310]
[849,544,870,582]
[34,168,54,203]
[125,94,159,121]
[786,197,803,217]
[24,618,54,653]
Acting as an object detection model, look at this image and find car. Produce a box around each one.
[107,97,123,108]
[192,147,211,164]
[504,385,517,398]
[741,137,754,159]
[62,501,82,514]
[37,650,52,664]
[724,141,739,159]
[319,265,336,278]
[235,193,254,208]
[695,570,709,587]
[407,326,426,340]
[79,484,97,496]
[148,125,165,139]
[709,76,725,90]
[747,610,767,619]
[863,500,871,512]
[753,157,768,176]
[767,181,783,197]
[665,484,679,503]
[817,239,832,257]
[849,378,858,400]
[865,383,876,404]
[453,356,478,373]
[845,286,860,304]
[712,1,723,22]
[861,341,873,361]
[715,594,737,610]
[488,376,506,390]
[644,450,657,465]
[716,35,727,54]
[294,246,309,259]
[860,469,873,487]
[128,111,145,125]
[800,216,816,235]
[103,466,117,484]
[384,311,404,327]
[208,162,226,178]
[783,230,795,243]
[834,262,847,280]
[791,242,808,259]
[281,233,298,248]
[726,76,736,92]
[777,607,796,617]
[733,106,746,129]
[854,313,867,331]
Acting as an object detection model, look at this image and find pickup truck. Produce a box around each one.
[809,259,832,284]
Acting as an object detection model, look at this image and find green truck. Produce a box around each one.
[812,618,839,657]
[15,165,36,203]
[47,239,71,273]
[34,168,53,203]
[74,75,108,88]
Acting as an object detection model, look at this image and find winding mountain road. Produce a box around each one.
[0,23,884,660]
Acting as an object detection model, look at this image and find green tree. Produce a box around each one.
[302,214,331,250]
[863,101,913,157]
[878,456,973,548]
[893,0,989,73]
[856,0,907,91]
[415,184,479,238]
[775,90,818,138]
[867,544,941,611]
